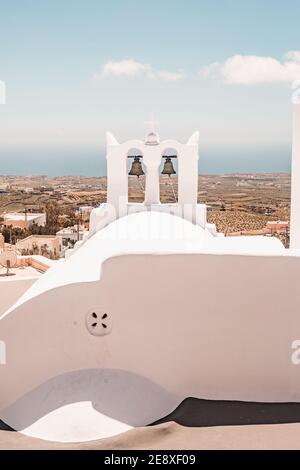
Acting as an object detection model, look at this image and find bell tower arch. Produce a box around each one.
[159,148,178,203]
[127,148,145,203]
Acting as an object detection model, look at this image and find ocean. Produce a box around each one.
[0,144,292,176]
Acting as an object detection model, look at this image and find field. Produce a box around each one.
[0,173,291,236]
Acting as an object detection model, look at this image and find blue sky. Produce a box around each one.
[0,0,300,175]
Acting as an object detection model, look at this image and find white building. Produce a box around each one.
[1,109,300,444]
[2,212,46,229]
[16,235,61,258]
[56,225,87,250]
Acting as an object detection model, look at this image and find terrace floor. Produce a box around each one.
[2,398,300,450]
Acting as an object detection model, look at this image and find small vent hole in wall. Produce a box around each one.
[85,309,112,336]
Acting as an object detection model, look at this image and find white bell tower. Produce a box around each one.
[105,129,206,226]
[88,128,208,237]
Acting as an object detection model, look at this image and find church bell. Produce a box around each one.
[161,156,176,177]
[128,156,145,178]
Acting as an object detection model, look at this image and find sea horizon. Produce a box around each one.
[0,144,292,177]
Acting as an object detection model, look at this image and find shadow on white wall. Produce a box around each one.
[1,368,181,442]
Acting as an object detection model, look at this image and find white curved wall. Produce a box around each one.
[0,277,38,316]
[1,251,300,415]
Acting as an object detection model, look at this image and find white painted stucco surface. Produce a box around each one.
[0,276,39,316]
[0,211,298,442]
[3,211,284,315]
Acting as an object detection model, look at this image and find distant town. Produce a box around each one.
[0,172,291,260]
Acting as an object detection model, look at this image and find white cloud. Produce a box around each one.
[156,70,185,81]
[285,51,300,63]
[201,52,300,85]
[94,59,151,79]
[94,59,185,82]
[202,62,220,79]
